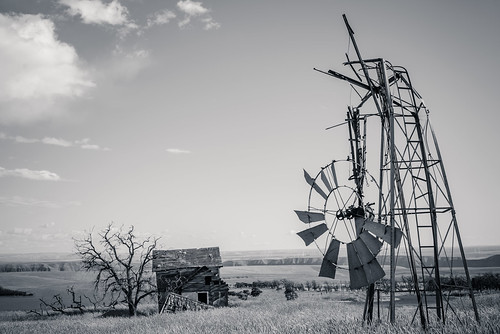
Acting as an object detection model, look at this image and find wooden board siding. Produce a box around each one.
[154,247,229,311]
[156,266,228,309]
[160,292,214,313]
[153,247,222,271]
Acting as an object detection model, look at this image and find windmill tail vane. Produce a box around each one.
[293,14,480,327]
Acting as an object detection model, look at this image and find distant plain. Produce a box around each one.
[0,247,499,312]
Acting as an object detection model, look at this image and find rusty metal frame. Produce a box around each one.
[314,14,479,328]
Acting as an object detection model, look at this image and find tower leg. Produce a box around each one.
[363,283,375,323]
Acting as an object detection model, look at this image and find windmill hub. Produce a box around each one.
[335,206,364,221]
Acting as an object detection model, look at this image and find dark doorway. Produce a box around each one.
[198,292,208,304]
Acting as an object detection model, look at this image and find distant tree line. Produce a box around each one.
[234,279,346,292]
[233,273,500,293]
[0,262,81,272]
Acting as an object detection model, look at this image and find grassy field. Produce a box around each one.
[1,264,500,333]
[0,289,499,334]
[1,265,500,311]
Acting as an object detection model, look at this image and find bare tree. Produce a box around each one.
[74,223,159,316]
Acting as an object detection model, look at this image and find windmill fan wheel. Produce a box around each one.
[294,160,402,289]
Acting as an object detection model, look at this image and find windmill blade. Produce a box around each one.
[296,223,328,246]
[363,258,385,284]
[359,230,383,256]
[320,170,333,192]
[349,267,369,289]
[330,162,339,188]
[347,242,368,288]
[352,238,375,265]
[319,259,337,279]
[319,239,341,279]
[363,220,403,248]
[304,169,328,200]
[347,240,385,288]
[294,210,325,224]
[347,242,362,269]
[354,216,365,237]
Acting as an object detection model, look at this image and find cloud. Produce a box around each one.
[108,47,151,80]
[176,0,220,30]
[0,13,94,124]
[41,137,73,147]
[0,196,80,208]
[60,0,130,26]
[60,0,138,38]
[0,133,110,150]
[201,17,221,31]
[166,148,191,154]
[146,9,176,28]
[0,227,72,252]
[75,137,110,150]
[0,167,62,181]
[9,228,33,235]
[14,136,39,144]
[177,0,209,16]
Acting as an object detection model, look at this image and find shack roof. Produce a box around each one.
[152,247,222,272]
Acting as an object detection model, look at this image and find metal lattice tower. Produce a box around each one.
[294,15,479,328]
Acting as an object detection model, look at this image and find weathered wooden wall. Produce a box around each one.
[153,247,228,311]
[155,264,228,311]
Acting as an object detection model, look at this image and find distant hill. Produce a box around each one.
[0,248,498,272]
[468,254,500,267]
[221,255,500,268]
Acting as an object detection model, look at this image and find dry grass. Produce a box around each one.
[0,290,499,334]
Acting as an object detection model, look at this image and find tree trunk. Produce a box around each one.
[128,302,136,316]
[127,292,136,316]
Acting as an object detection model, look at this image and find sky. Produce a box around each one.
[0,0,499,255]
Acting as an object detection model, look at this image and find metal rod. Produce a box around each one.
[413,91,445,323]
[313,68,371,91]
[325,121,348,130]
[345,53,364,82]
[342,14,384,117]
[429,121,480,322]
[380,58,397,324]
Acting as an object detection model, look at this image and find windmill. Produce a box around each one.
[294,15,479,327]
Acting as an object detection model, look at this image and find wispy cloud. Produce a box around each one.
[146,9,176,28]
[76,138,110,150]
[0,133,110,151]
[177,0,209,16]
[8,228,33,236]
[41,137,73,147]
[177,0,220,30]
[60,0,139,39]
[0,167,62,181]
[60,0,130,26]
[0,196,80,208]
[0,226,73,253]
[0,13,95,124]
[109,47,151,80]
[166,148,191,154]
[201,17,221,31]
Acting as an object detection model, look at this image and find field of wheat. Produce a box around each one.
[0,289,499,334]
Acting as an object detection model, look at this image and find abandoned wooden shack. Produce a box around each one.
[152,247,229,313]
